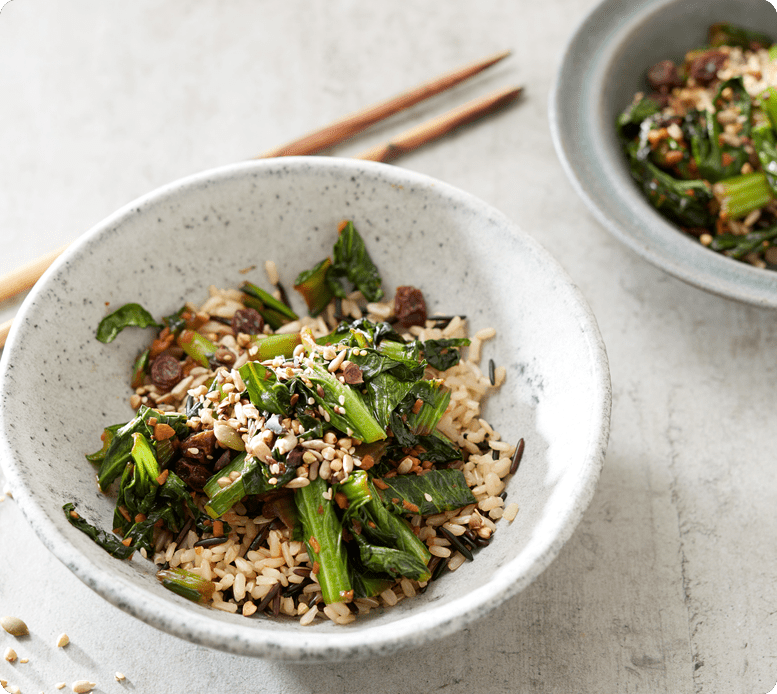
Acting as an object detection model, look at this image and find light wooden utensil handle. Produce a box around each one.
[355,86,522,163]
[0,52,521,349]
[258,49,510,158]
[0,245,68,304]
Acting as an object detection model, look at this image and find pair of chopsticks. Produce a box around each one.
[0,50,521,348]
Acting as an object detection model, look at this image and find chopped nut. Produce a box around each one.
[71,680,97,693]
[1,615,29,636]
[114,672,126,682]
[4,646,18,661]
[56,633,70,648]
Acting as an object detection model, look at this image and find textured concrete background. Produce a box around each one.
[1,0,777,692]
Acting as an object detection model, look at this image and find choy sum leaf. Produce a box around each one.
[330,221,384,302]
[352,532,432,581]
[422,338,470,371]
[157,567,216,603]
[63,502,134,559]
[96,302,160,343]
[378,468,476,516]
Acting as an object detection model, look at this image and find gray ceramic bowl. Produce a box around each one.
[0,157,610,661]
[550,0,777,307]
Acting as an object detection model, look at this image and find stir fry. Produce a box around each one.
[617,23,777,267]
[65,221,522,623]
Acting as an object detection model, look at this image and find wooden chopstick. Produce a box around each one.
[0,53,520,349]
[0,320,11,349]
[0,245,68,304]
[354,85,522,163]
[258,49,511,158]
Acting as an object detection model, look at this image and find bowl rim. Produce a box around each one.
[0,156,611,661]
[548,0,777,308]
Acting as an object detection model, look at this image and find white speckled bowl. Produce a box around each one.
[0,157,610,661]
[550,0,777,307]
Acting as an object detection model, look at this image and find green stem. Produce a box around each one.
[157,567,215,603]
[714,171,774,219]
[241,282,298,321]
[304,361,387,443]
[340,470,431,579]
[203,453,246,498]
[249,332,301,361]
[177,330,218,367]
[295,476,353,604]
[294,258,334,316]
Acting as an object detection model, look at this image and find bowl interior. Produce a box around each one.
[550,0,777,306]
[0,158,609,661]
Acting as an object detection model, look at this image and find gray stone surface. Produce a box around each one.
[1,0,776,692]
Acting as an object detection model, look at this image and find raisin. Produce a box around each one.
[394,286,427,328]
[149,353,183,390]
[647,60,681,93]
[180,429,217,461]
[688,50,727,86]
[231,308,264,335]
[173,458,212,491]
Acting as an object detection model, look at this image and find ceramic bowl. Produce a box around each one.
[550,0,777,307]
[0,157,610,661]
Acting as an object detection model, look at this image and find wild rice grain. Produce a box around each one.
[510,438,525,475]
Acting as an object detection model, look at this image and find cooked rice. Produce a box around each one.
[133,286,520,624]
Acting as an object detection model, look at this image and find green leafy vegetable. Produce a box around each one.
[177,330,218,368]
[241,281,299,329]
[157,567,216,603]
[303,359,387,444]
[295,476,353,604]
[713,171,774,220]
[294,258,334,316]
[422,338,470,371]
[340,470,431,581]
[63,503,135,559]
[329,221,384,302]
[378,468,476,516]
[130,348,150,389]
[95,405,188,490]
[708,22,773,50]
[709,223,777,258]
[204,452,299,519]
[239,361,291,416]
[96,303,160,343]
[626,146,716,228]
[352,532,431,581]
